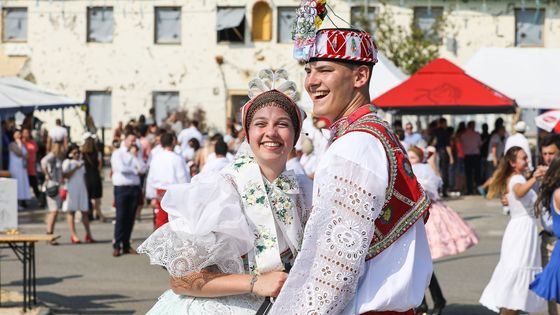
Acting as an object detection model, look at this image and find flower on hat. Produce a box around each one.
[292,0,328,62]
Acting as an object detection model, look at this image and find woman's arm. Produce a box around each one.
[9,142,23,157]
[171,270,288,298]
[512,167,545,198]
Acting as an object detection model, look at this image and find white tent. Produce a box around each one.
[0,76,83,117]
[0,77,83,169]
[299,52,408,112]
[464,48,560,110]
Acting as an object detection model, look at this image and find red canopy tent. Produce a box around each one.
[372,58,517,115]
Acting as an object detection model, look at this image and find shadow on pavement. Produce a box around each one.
[462,215,485,221]
[7,275,83,287]
[442,303,496,315]
[38,291,141,314]
[434,251,498,264]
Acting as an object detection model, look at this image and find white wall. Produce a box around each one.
[1,0,558,142]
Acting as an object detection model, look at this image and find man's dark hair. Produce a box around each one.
[211,133,224,142]
[191,120,199,129]
[541,134,560,149]
[214,140,228,156]
[160,133,174,148]
[55,118,62,126]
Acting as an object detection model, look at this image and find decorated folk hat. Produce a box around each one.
[292,1,378,64]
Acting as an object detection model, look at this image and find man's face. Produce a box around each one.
[124,135,136,149]
[304,61,357,122]
[542,144,559,166]
[405,123,413,134]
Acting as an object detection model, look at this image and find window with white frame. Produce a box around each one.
[155,7,181,44]
[2,8,28,42]
[413,6,444,43]
[515,8,545,46]
[153,92,179,126]
[350,6,376,33]
[87,91,112,129]
[278,7,297,43]
[216,7,246,43]
[87,7,113,43]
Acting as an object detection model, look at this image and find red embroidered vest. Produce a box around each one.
[330,105,431,260]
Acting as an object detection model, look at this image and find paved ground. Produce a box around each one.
[0,179,549,314]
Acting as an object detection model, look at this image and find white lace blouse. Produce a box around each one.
[271,132,432,314]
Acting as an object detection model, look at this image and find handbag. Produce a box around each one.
[45,184,60,198]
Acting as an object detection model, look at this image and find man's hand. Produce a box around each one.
[252,271,288,297]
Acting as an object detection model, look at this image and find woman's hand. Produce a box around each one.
[252,271,289,297]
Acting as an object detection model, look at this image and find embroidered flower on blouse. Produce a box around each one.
[233,154,255,171]
[242,181,267,206]
[255,226,278,254]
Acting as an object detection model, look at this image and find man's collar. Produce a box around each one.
[329,104,377,139]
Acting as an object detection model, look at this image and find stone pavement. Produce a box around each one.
[0,179,550,314]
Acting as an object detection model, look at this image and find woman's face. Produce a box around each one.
[69,149,80,160]
[408,150,421,164]
[510,149,529,173]
[248,105,295,167]
[13,130,21,140]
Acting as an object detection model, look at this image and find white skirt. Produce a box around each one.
[479,215,547,313]
[146,289,263,315]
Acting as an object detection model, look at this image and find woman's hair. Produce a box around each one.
[244,90,302,143]
[81,137,97,154]
[487,146,524,199]
[535,152,560,217]
[66,143,80,158]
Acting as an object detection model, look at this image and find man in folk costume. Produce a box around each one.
[270,3,432,314]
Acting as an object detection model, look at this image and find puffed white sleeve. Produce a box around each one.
[271,135,387,315]
[137,172,254,277]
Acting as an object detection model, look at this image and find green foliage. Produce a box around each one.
[372,3,448,74]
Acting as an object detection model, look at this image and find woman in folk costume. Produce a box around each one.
[479,146,547,314]
[530,153,560,305]
[407,146,479,315]
[137,69,312,314]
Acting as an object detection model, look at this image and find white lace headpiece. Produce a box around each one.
[247,69,298,100]
[241,69,306,143]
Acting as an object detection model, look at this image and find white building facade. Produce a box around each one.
[1,0,558,140]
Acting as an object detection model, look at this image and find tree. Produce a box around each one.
[372,3,448,74]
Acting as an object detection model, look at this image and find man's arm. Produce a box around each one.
[111,151,137,175]
[271,140,387,314]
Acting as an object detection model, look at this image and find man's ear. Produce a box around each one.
[353,64,370,89]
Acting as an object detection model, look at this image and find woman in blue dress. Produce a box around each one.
[530,152,560,303]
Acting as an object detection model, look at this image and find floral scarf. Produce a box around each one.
[223,153,304,275]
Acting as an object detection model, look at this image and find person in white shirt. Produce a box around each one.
[286,148,306,176]
[146,133,191,199]
[146,133,191,229]
[177,120,203,153]
[505,121,533,171]
[404,122,423,147]
[200,140,230,173]
[111,132,147,257]
[48,119,68,152]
